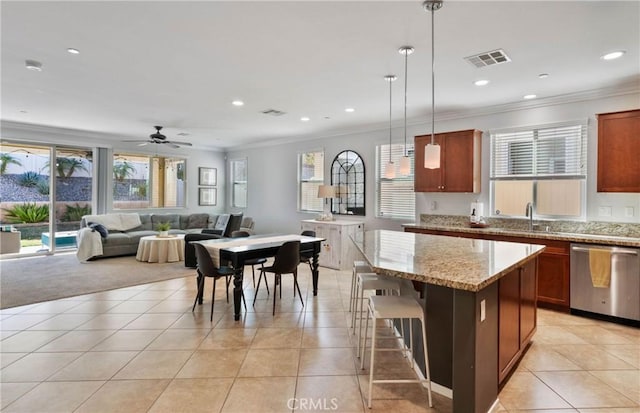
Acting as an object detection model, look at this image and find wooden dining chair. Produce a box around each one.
[253,240,303,315]
[192,243,247,321]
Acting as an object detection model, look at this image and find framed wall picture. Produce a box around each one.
[199,187,217,206]
[199,167,217,186]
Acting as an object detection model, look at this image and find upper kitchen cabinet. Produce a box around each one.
[597,109,640,192]
[414,129,482,192]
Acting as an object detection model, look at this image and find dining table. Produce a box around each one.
[195,234,324,320]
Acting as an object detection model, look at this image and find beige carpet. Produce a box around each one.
[0,253,194,309]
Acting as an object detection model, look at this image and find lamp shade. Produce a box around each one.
[317,185,336,198]
[384,161,396,179]
[398,156,411,175]
[424,143,441,169]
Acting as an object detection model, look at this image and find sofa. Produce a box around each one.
[80,212,244,259]
[183,213,244,268]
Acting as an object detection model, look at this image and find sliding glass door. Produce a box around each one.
[0,142,93,257]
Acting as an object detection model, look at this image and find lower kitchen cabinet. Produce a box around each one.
[499,258,537,383]
[301,219,364,270]
[536,244,570,310]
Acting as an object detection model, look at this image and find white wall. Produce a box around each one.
[0,122,226,215]
[227,92,640,234]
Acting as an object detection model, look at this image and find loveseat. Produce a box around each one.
[80,212,244,259]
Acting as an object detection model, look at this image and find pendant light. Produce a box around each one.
[423,0,442,169]
[384,75,397,179]
[398,46,414,176]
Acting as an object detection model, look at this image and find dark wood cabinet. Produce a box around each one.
[405,228,571,311]
[498,258,537,384]
[536,243,570,310]
[498,267,521,381]
[597,109,640,192]
[414,129,482,193]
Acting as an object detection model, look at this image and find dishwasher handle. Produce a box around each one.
[571,246,638,256]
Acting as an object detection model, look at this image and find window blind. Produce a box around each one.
[299,150,324,212]
[377,143,415,219]
[491,122,587,179]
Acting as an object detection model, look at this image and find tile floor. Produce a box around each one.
[0,263,638,413]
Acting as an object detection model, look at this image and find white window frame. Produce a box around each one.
[298,150,324,213]
[490,120,588,220]
[376,143,415,219]
[230,158,247,209]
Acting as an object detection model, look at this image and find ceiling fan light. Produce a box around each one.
[424,143,440,169]
[399,156,411,175]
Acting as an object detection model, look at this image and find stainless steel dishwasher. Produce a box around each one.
[570,243,640,322]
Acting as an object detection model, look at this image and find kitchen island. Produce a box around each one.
[352,230,545,413]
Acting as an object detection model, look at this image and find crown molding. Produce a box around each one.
[230,82,640,151]
[4,81,638,153]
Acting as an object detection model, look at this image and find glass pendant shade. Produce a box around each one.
[424,143,440,169]
[399,156,411,175]
[385,161,396,179]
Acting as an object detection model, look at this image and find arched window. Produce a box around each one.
[330,150,365,216]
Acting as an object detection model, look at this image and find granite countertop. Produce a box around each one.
[352,230,545,292]
[402,223,640,248]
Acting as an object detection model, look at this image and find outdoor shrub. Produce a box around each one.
[36,179,50,195]
[18,171,43,187]
[2,203,49,223]
[62,203,91,222]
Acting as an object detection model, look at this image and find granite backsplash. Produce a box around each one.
[419,214,640,238]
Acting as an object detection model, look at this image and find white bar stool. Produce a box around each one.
[350,261,372,313]
[361,295,432,409]
[353,274,402,358]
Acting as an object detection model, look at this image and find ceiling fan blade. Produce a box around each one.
[166,143,180,149]
[137,142,149,146]
[122,140,149,143]
[168,140,193,146]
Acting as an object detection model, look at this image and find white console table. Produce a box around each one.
[301,219,364,270]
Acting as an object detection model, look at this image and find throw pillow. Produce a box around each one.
[187,213,209,229]
[88,222,109,239]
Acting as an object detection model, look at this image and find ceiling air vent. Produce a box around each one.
[464,49,511,68]
[261,108,287,117]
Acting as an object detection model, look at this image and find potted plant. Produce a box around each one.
[156,222,171,237]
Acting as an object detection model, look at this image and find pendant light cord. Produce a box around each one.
[430,7,436,146]
[403,52,408,157]
[389,78,393,164]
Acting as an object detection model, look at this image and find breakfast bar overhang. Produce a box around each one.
[352,230,545,413]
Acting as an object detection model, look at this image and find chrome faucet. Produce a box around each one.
[525,202,534,231]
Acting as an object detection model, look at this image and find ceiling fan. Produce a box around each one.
[123,126,193,148]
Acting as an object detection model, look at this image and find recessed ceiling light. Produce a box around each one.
[345,108,355,113]
[523,94,537,100]
[25,60,42,71]
[300,117,310,122]
[601,50,625,60]
[474,79,489,86]
[67,48,80,54]
[232,100,244,106]
[538,73,549,79]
